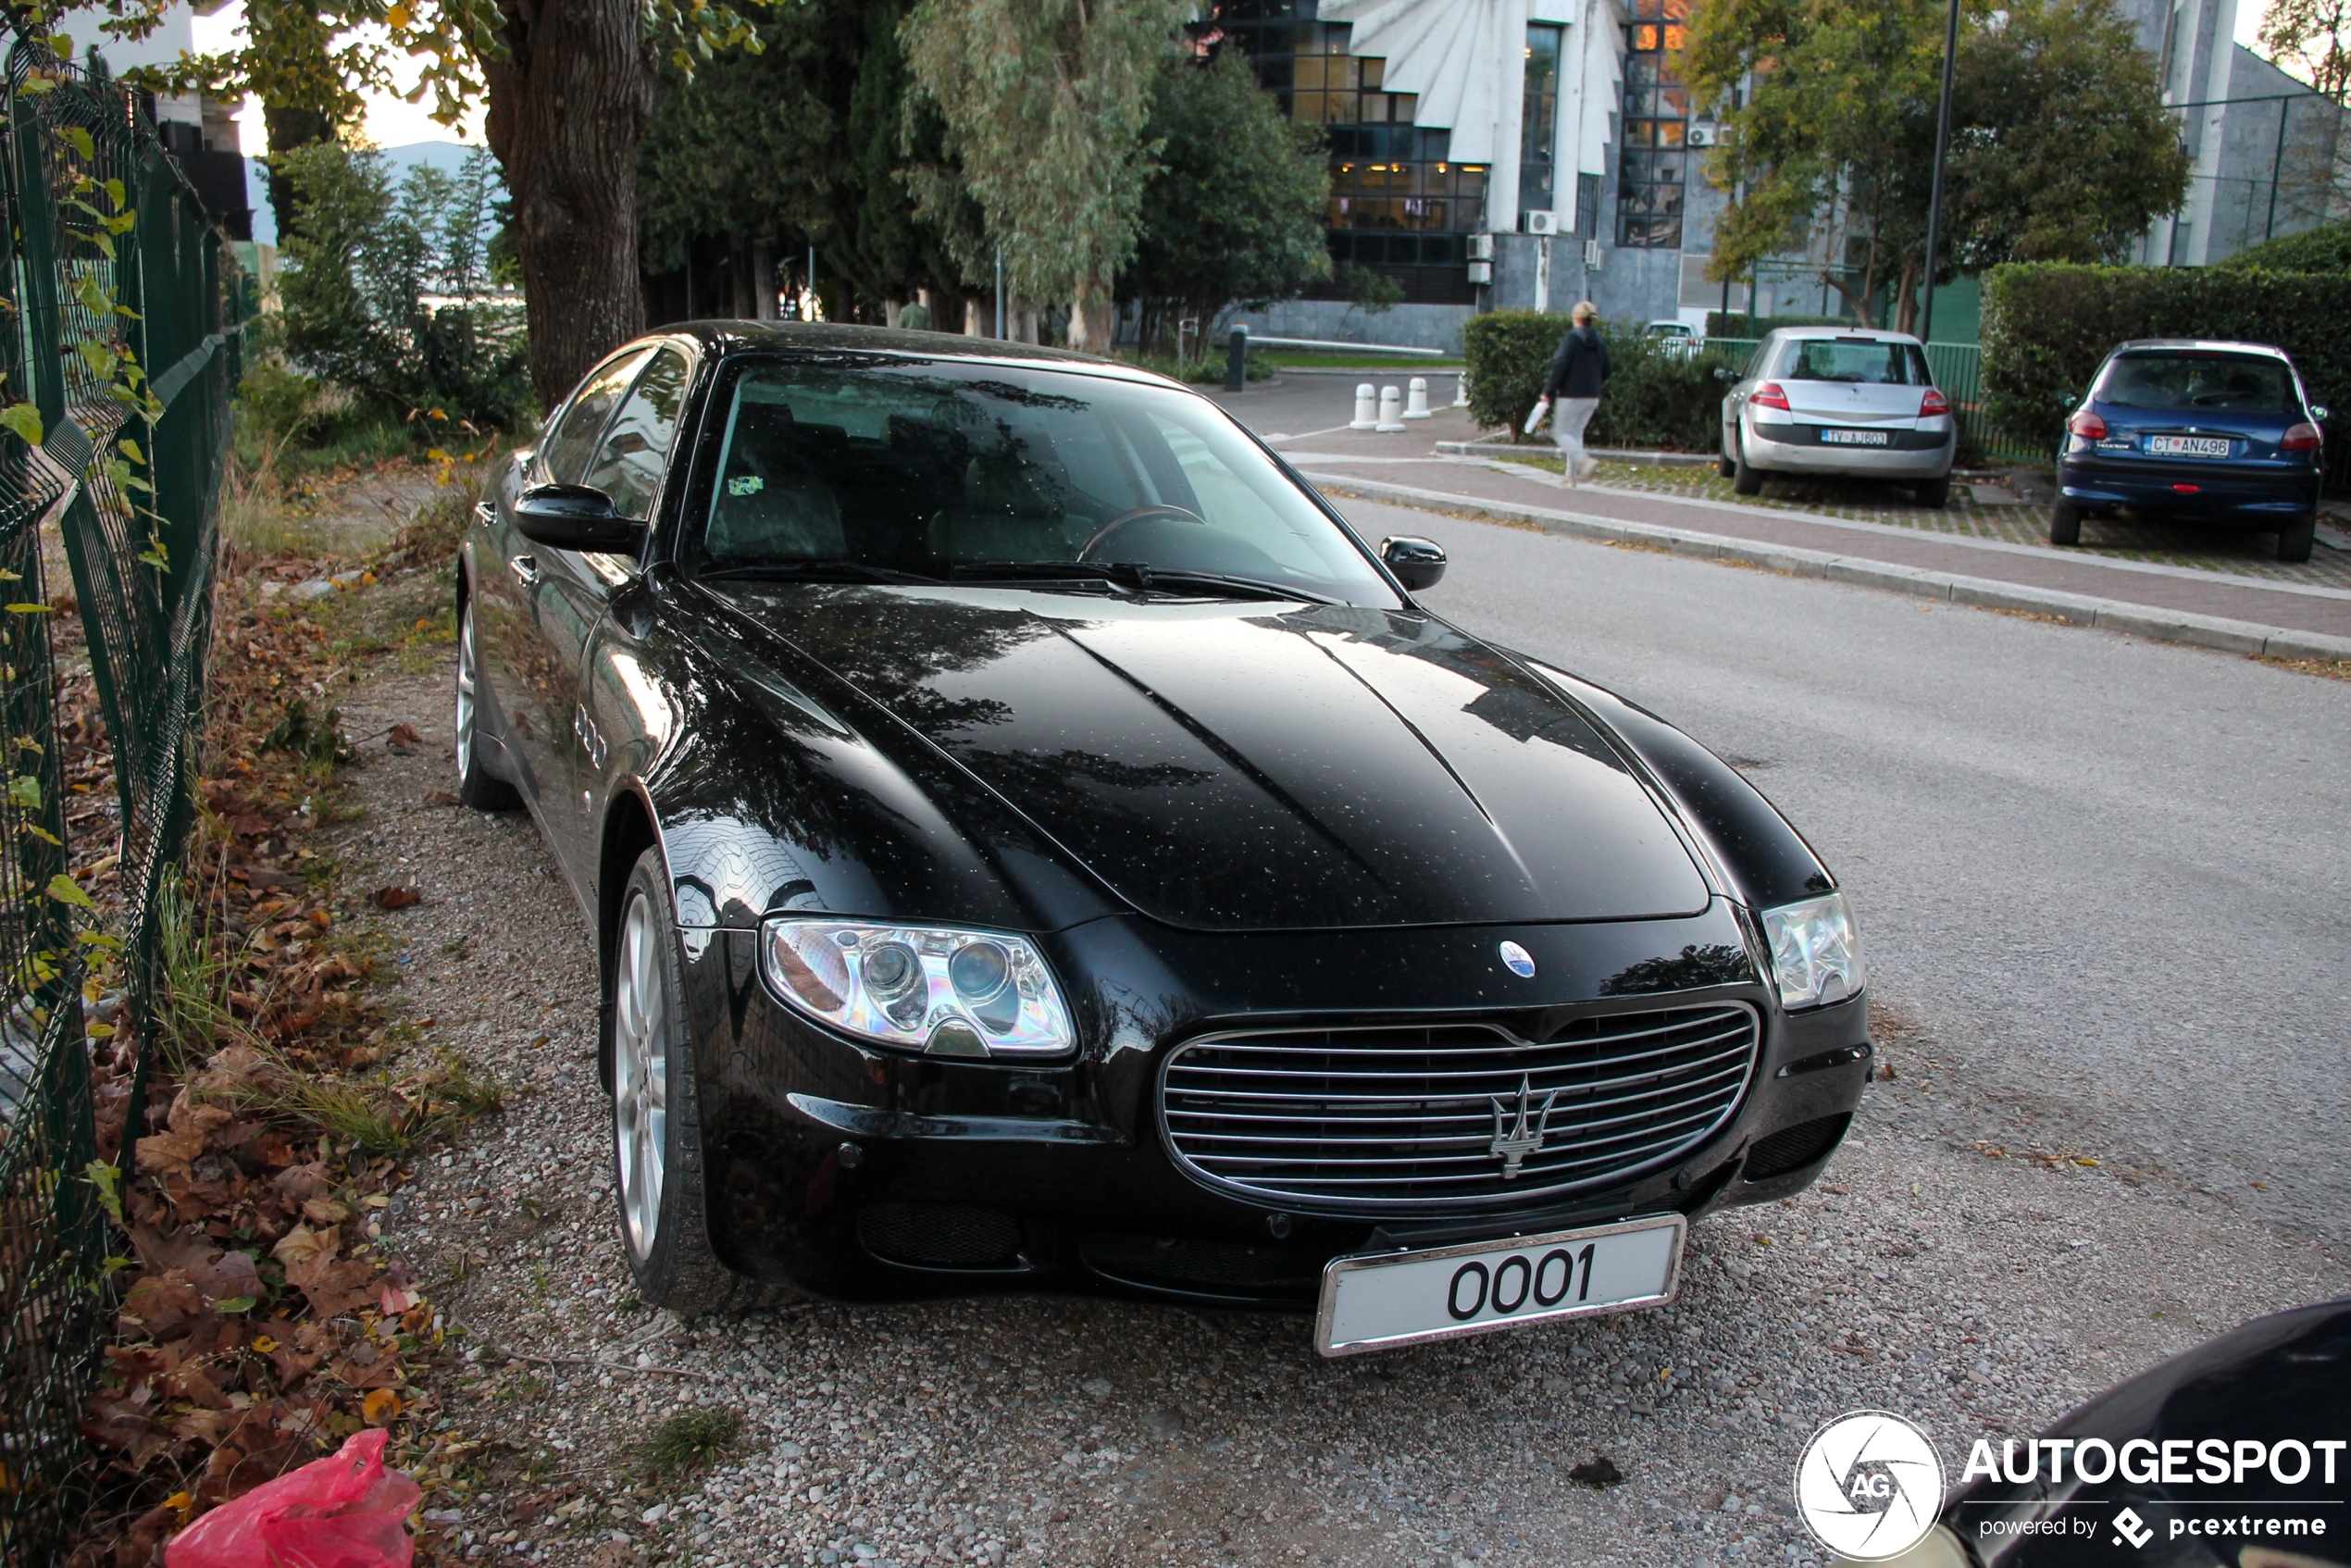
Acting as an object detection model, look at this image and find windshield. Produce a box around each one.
[2095,352,2296,415]
[1776,338,1933,385]
[691,359,1396,604]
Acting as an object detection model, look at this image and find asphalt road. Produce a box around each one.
[1341,492,2351,1241]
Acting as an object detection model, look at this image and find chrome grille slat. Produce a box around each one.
[1159,1003,1760,1211]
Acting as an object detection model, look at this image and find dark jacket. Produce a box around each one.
[1542,324,1611,400]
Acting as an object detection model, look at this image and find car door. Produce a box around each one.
[478,345,652,815]
[544,345,695,876]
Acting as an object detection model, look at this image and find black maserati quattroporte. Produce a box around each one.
[457,323,1870,1354]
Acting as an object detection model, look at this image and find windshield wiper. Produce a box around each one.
[696,560,939,586]
[949,559,1332,604]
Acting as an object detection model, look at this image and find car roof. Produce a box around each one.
[2108,338,2291,360]
[1769,326,1922,345]
[637,319,1182,388]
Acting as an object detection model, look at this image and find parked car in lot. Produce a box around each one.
[1645,318,1700,356]
[2052,339,2327,563]
[1719,327,1958,506]
[455,322,1871,1353]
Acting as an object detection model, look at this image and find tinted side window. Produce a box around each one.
[583,350,691,520]
[541,348,653,484]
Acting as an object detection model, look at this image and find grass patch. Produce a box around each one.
[2258,655,2351,680]
[638,1408,743,1484]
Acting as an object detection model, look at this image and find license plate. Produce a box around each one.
[1820,428,1889,446]
[1313,1214,1686,1357]
[2145,435,2231,457]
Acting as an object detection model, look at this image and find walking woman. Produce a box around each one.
[1532,302,1611,486]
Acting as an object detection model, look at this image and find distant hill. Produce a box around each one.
[242,141,506,249]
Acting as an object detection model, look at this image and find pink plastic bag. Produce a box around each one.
[166,1427,420,1568]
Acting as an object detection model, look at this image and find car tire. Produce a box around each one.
[1914,476,1952,509]
[2048,501,2084,547]
[608,846,788,1315]
[454,591,520,811]
[1716,429,1736,479]
[1731,429,1764,496]
[2278,513,2318,564]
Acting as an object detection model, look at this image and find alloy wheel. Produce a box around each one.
[455,601,480,778]
[613,891,668,1260]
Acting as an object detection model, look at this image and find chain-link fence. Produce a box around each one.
[0,38,243,1562]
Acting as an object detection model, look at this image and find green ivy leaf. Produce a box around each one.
[213,1296,258,1313]
[0,404,42,447]
[45,873,94,911]
[5,603,51,616]
[60,126,93,160]
[83,1161,123,1226]
[7,776,40,811]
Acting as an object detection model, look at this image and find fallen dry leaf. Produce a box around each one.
[386,722,421,751]
[361,1388,402,1425]
[421,789,462,807]
[270,1224,339,1271]
[370,886,422,910]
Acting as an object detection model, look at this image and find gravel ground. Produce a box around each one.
[321,630,2348,1568]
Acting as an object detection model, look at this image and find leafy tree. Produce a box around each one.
[1122,51,1331,352]
[902,0,1188,353]
[2258,0,2351,101]
[278,143,530,430]
[1687,0,2188,330]
[66,0,765,411]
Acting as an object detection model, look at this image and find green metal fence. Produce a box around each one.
[0,38,243,1562]
[1708,335,2045,467]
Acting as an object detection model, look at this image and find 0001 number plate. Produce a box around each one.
[1313,1214,1686,1357]
[2145,435,2231,457]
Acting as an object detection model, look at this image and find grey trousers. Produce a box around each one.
[1552,396,1600,471]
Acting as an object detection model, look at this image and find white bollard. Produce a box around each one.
[1452,373,1470,408]
[1403,377,1433,419]
[1350,383,1379,430]
[1375,385,1406,432]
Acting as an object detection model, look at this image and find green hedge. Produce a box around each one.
[1462,310,1741,452]
[1704,312,1850,338]
[1981,264,2351,466]
[2214,219,2351,275]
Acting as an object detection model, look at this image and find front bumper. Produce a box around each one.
[1745,417,1953,479]
[676,901,1872,1306]
[2057,452,2320,518]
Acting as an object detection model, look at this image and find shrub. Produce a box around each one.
[1980,263,2351,458]
[2213,219,2351,275]
[1463,310,1741,451]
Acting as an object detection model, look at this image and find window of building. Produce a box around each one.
[1616,0,1692,248]
[1519,23,1564,218]
[1206,2,1491,304]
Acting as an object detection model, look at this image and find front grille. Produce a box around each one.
[1160,1003,1760,1212]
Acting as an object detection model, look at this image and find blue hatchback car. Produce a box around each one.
[2052,339,2328,562]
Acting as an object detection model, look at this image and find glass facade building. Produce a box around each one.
[1616,0,1694,247]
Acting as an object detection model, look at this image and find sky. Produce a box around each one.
[190,1,487,154]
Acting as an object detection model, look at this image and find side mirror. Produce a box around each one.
[1380,534,1448,591]
[513,484,647,554]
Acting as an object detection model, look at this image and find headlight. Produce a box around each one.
[759,918,1076,1058]
[1760,892,1864,1010]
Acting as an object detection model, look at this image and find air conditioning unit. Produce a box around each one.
[1687,123,1720,146]
[1466,233,1496,261]
[1520,209,1560,235]
[1584,239,1604,270]
[1466,259,1494,284]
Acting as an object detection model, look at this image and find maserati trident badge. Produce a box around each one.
[1488,1074,1560,1179]
[1498,940,1536,977]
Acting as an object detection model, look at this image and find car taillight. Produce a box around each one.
[2282,422,2323,452]
[2067,410,2107,440]
[1920,389,1950,418]
[1751,381,1791,411]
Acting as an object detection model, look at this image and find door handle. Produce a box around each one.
[508,554,540,587]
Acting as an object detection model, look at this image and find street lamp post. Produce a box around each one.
[1918,0,1962,346]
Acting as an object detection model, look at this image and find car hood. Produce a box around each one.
[707,586,1711,932]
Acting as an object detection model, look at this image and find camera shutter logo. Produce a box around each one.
[1793,1411,1946,1561]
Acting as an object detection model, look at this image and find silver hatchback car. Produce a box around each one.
[1719,327,1958,506]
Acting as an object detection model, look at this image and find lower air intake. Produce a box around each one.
[1744,1114,1851,1181]
[857,1202,1023,1268]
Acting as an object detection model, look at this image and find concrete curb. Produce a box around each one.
[1302,470,2351,664]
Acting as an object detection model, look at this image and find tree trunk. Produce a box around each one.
[1892,259,1920,336]
[753,241,777,321]
[1070,276,1114,355]
[260,105,333,243]
[484,0,657,413]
